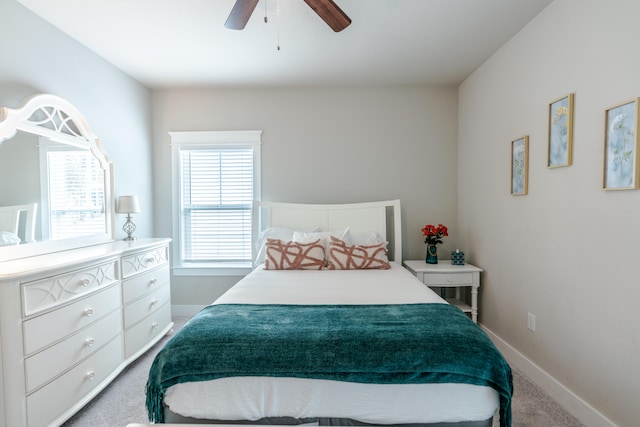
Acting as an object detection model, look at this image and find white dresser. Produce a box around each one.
[0,238,172,427]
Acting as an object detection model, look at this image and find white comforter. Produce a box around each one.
[164,263,499,424]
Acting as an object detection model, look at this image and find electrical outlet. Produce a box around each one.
[527,312,536,332]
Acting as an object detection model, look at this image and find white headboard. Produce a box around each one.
[252,200,402,262]
[0,203,37,243]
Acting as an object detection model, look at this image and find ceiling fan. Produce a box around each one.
[225,0,351,32]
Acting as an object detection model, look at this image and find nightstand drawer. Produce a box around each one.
[422,272,473,286]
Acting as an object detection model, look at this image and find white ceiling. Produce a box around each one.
[16,0,553,88]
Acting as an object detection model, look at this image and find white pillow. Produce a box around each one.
[349,230,384,246]
[0,231,21,246]
[292,227,350,243]
[292,227,350,261]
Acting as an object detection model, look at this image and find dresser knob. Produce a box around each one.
[150,298,158,307]
[447,277,453,283]
[81,278,90,287]
[85,338,95,348]
[83,308,94,317]
[151,321,159,329]
[149,278,158,285]
[86,371,95,381]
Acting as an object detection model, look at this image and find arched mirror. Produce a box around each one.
[0,94,114,262]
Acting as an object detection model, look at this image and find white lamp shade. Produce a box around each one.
[117,195,141,214]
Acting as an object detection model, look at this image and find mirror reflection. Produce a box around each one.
[0,131,106,247]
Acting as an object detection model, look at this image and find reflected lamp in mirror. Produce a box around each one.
[116,195,141,241]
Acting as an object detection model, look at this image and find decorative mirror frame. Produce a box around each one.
[0,94,115,262]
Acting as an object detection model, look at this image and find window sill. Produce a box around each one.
[172,262,253,277]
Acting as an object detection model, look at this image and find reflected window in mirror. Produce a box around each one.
[39,139,106,240]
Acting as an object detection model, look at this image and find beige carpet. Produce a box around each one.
[62,317,584,427]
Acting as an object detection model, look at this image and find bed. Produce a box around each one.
[146,200,512,427]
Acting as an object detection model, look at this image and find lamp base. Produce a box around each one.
[122,214,137,241]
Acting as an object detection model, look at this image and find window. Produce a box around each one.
[39,141,106,240]
[171,131,261,275]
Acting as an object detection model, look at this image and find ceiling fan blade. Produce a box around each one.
[225,0,260,30]
[303,0,351,32]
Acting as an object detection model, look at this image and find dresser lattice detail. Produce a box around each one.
[22,261,118,316]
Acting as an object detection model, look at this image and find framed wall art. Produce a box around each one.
[603,98,640,190]
[511,136,529,196]
[548,93,574,168]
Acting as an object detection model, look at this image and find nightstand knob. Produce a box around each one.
[447,277,453,283]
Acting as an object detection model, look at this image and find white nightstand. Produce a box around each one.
[403,260,482,323]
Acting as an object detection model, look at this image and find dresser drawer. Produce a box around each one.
[421,272,473,286]
[122,263,170,304]
[124,302,171,358]
[26,337,123,427]
[22,260,118,317]
[23,284,121,355]
[123,283,171,329]
[121,245,169,279]
[24,309,122,393]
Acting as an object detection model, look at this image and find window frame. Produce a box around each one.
[170,130,262,276]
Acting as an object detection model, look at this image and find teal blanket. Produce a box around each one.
[146,303,512,426]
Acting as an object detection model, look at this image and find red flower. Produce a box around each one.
[422,223,448,245]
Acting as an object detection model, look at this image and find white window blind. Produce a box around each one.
[171,131,261,273]
[47,150,105,239]
[180,148,253,262]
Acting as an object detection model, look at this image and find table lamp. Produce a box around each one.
[116,195,141,241]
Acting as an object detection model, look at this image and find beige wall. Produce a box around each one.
[458,0,640,425]
[151,86,459,306]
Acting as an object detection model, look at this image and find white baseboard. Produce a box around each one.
[171,304,205,318]
[480,324,617,427]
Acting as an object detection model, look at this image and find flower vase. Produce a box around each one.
[426,244,438,264]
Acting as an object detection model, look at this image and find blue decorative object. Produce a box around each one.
[451,249,465,265]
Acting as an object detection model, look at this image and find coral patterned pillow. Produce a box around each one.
[264,238,326,270]
[328,236,390,270]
